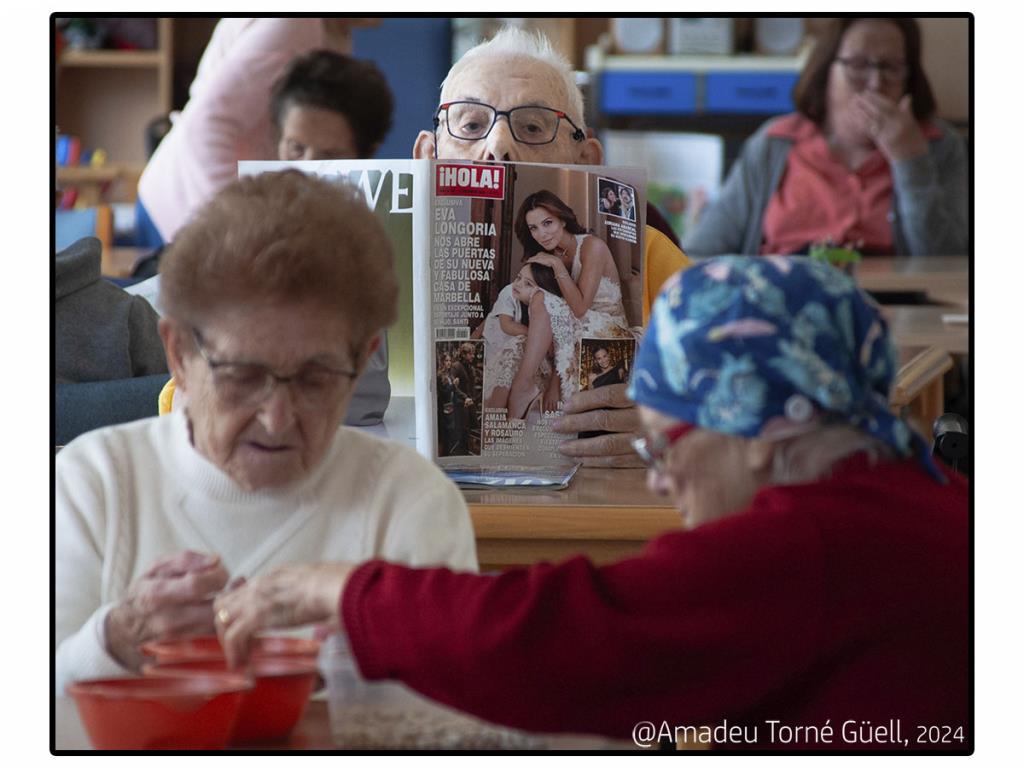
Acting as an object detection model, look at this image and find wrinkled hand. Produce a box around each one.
[214,562,355,668]
[105,550,229,671]
[552,383,643,468]
[852,92,927,163]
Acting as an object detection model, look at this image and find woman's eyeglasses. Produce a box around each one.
[191,328,357,411]
[631,422,695,472]
[834,56,907,86]
[433,101,585,146]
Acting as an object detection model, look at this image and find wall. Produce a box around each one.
[353,19,452,160]
[919,17,970,122]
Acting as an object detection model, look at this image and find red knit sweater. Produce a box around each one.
[342,457,969,751]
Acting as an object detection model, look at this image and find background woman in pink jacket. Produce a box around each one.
[136,18,387,246]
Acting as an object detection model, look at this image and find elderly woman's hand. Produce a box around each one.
[853,92,928,163]
[214,562,355,668]
[552,383,644,468]
[104,550,229,671]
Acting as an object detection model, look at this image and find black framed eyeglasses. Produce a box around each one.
[433,101,585,146]
[631,422,695,472]
[834,56,907,85]
[191,328,358,411]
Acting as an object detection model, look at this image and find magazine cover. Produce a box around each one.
[419,160,646,481]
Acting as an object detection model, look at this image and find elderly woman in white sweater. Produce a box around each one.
[55,171,477,694]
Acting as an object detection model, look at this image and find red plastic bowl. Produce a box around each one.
[141,635,320,664]
[67,674,251,750]
[144,657,318,744]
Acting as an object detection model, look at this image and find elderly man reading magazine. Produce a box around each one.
[413,27,691,467]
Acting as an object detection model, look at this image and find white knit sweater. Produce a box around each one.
[55,409,477,694]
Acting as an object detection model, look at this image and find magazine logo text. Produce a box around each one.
[435,164,505,199]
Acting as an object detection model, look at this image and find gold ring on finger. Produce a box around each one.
[217,607,231,625]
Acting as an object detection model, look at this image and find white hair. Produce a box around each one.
[769,425,895,485]
[441,26,586,128]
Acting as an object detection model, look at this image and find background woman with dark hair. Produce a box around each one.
[683,17,967,257]
[270,49,393,161]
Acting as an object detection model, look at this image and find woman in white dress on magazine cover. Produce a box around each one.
[506,190,635,420]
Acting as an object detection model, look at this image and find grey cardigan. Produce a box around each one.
[55,237,169,384]
[682,115,968,257]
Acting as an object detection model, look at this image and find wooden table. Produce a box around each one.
[54,697,630,751]
[371,398,679,572]
[892,346,955,435]
[883,305,969,355]
[855,256,969,306]
[101,246,146,278]
[465,468,681,572]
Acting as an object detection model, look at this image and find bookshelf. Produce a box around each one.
[55,18,174,202]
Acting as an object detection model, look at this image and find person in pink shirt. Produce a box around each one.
[684,18,967,257]
[136,18,384,245]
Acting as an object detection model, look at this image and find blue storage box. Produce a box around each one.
[704,72,799,113]
[601,71,698,115]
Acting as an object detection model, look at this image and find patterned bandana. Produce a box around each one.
[628,256,942,481]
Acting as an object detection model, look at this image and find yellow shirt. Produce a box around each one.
[643,225,690,325]
[158,377,176,416]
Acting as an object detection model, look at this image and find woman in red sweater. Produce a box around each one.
[214,256,968,751]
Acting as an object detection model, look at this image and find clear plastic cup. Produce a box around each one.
[318,632,411,747]
[317,633,540,749]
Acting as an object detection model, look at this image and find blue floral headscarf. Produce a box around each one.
[628,256,943,481]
